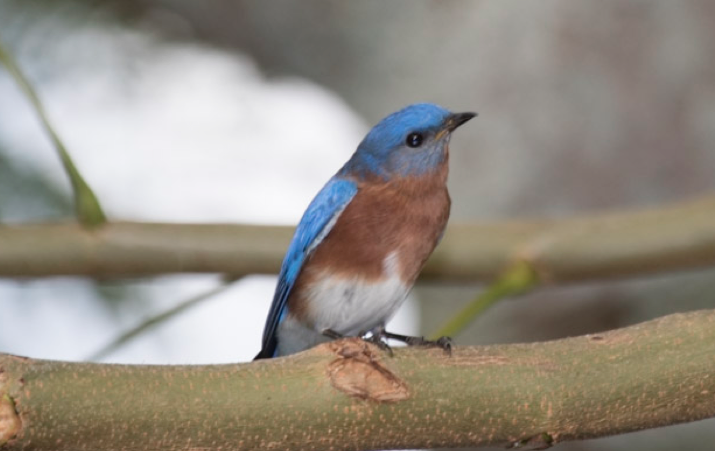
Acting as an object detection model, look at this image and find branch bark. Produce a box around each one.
[2,195,715,283]
[1,310,714,451]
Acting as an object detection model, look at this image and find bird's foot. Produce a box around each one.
[362,332,394,357]
[382,331,452,355]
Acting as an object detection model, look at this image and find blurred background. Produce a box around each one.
[1,1,714,450]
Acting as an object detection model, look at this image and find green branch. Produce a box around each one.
[0,38,106,228]
[0,195,714,281]
[430,260,539,339]
[1,310,714,450]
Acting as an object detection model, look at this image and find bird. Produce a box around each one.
[255,103,476,359]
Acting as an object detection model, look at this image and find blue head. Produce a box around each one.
[340,103,476,180]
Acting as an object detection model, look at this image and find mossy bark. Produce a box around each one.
[1,310,714,451]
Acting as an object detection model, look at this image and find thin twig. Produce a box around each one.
[429,261,538,339]
[88,281,237,361]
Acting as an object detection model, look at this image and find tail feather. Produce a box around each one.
[253,348,271,360]
[253,337,277,360]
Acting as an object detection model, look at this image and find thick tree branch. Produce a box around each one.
[1,195,715,283]
[1,310,714,450]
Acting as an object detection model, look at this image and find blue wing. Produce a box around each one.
[255,177,358,359]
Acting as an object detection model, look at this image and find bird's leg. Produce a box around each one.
[382,330,453,355]
[360,325,393,356]
[322,327,395,356]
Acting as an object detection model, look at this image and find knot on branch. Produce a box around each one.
[326,338,409,403]
[0,392,21,446]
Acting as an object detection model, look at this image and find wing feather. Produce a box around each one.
[255,177,357,359]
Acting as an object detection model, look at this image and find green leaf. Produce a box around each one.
[0,38,106,228]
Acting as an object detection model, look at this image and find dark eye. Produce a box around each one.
[406,132,423,148]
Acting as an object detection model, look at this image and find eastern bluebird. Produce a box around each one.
[255,103,475,359]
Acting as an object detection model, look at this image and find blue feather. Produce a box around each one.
[256,102,475,359]
[359,103,451,152]
[340,103,452,179]
[256,177,358,358]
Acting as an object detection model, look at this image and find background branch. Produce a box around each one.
[1,195,714,282]
[1,309,714,451]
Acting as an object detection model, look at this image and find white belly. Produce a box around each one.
[305,250,409,335]
[305,271,410,335]
[275,252,410,356]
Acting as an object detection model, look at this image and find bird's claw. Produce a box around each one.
[362,333,394,356]
[322,328,450,356]
[425,336,453,355]
[383,331,453,356]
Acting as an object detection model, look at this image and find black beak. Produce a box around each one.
[446,112,477,131]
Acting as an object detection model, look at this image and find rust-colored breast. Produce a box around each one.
[289,166,450,320]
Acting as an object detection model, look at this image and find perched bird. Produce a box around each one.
[255,103,475,359]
